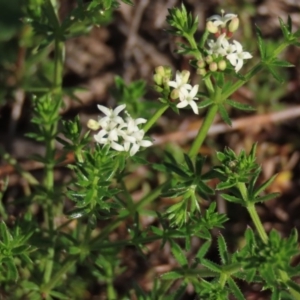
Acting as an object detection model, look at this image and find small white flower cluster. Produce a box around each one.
[203,11,252,73]
[88,104,152,156]
[207,33,252,72]
[168,71,200,115]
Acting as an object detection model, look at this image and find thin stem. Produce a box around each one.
[188,104,218,159]
[143,104,168,133]
[247,204,268,244]
[184,34,214,95]
[42,0,64,288]
[237,182,268,244]
[41,256,78,294]
[219,273,227,288]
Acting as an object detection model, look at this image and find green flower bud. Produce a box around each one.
[164,66,172,78]
[154,86,163,93]
[205,55,213,64]
[197,68,207,76]
[181,70,190,83]
[218,60,227,71]
[209,62,218,72]
[153,74,163,86]
[206,21,219,34]
[155,66,165,77]
[228,17,239,33]
[87,119,100,130]
[170,88,179,100]
[197,60,206,69]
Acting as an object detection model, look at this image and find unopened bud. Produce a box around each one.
[197,60,206,69]
[181,70,190,83]
[205,55,213,64]
[153,74,163,86]
[153,85,163,93]
[206,21,219,34]
[164,66,172,78]
[87,119,100,130]
[170,89,179,100]
[197,68,207,76]
[209,62,218,72]
[228,17,239,33]
[218,60,227,71]
[155,66,165,77]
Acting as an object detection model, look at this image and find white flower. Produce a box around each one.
[207,33,236,56]
[92,104,152,156]
[226,40,252,72]
[168,70,192,93]
[177,85,199,115]
[129,130,153,156]
[207,10,237,28]
[94,128,124,151]
[97,104,126,128]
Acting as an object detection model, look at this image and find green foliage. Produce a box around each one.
[1,1,300,299]
[214,143,259,190]
[0,222,34,282]
[166,4,198,37]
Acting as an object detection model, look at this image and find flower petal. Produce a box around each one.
[177,100,188,109]
[97,105,111,116]
[189,101,199,115]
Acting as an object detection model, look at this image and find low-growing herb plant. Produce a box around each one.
[1,1,300,299]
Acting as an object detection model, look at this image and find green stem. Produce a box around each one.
[143,104,168,133]
[247,204,268,244]
[237,184,300,299]
[219,273,227,288]
[184,34,214,95]
[237,182,268,244]
[41,256,77,295]
[188,104,218,159]
[43,0,64,287]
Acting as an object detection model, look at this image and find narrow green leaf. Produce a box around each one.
[196,240,211,260]
[245,268,256,282]
[253,174,278,197]
[217,235,228,264]
[66,207,90,219]
[160,270,183,280]
[287,15,292,32]
[216,181,235,190]
[218,104,232,126]
[164,162,189,178]
[228,277,245,300]
[271,289,281,300]
[198,99,213,109]
[4,257,18,281]
[170,241,188,267]
[226,99,255,111]
[251,193,280,204]
[0,222,13,244]
[255,25,266,59]
[49,290,69,299]
[279,17,290,40]
[267,66,284,83]
[201,258,222,273]
[270,59,294,68]
[221,193,243,204]
[286,280,300,295]
[184,153,194,173]
[164,151,178,165]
